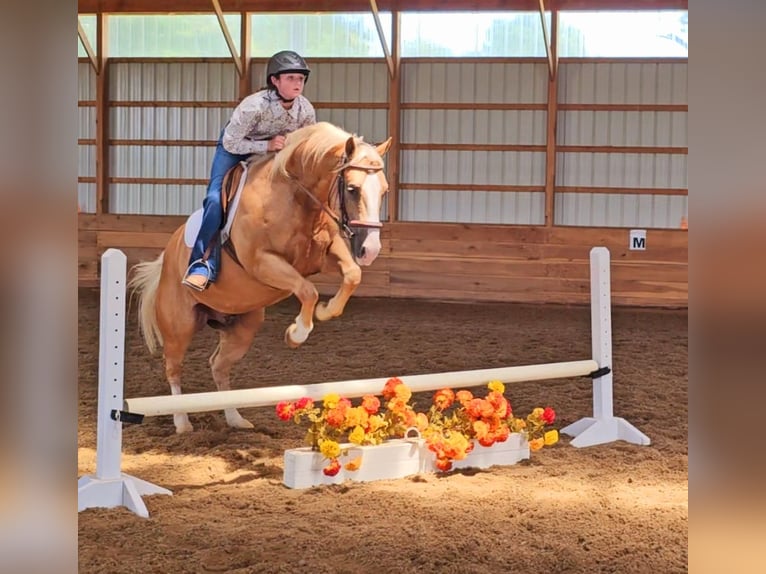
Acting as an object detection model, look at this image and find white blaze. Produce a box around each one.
[358,172,382,266]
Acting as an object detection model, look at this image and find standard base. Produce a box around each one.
[78,473,172,518]
[561,417,651,448]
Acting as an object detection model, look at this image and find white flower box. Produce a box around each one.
[282,433,530,489]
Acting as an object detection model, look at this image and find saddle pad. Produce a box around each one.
[183,161,249,248]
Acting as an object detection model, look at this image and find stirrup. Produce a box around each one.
[182,259,212,292]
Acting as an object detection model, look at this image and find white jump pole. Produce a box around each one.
[123,359,599,416]
[77,249,171,518]
[559,247,650,447]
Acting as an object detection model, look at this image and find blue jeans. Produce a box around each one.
[187,128,249,283]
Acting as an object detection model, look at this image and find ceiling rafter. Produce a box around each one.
[78,18,99,73]
[211,0,243,76]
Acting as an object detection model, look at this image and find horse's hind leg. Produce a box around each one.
[163,326,197,434]
[210,308,265,429]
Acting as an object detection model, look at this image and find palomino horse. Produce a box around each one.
[129,122,392,433]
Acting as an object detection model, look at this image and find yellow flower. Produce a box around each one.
[319,439,341,459]
[322,393,341,409]
[345,406,369,429]
[544,430,559,446]
[487,380,505,394]
[530,407,544,422]
[348,426,366,445]
[367,414,385,432]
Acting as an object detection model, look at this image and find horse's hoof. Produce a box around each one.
[284,324,303,349]
[228,418,254,429]
[175,422,194,434]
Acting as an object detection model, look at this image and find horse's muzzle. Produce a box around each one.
[348,221,382,266]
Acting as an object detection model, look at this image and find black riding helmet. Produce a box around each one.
[266,50,311,89]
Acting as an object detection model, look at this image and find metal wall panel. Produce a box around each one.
[400,190,544,224]
[110,62,237,214]
[402,61,548,103]
[301,61,389,103]
[556,61,687,228]
[555,193,688,229]
[110,61,239,101]
[559,111,687,147]
[399,61,548,224]
[78,62,97,212]
[402,110,546,145]
[559,62,687,104]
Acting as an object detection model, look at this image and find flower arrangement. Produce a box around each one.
[276,377,558,477]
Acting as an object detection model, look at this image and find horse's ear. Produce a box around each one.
[375,137,393,157]
[345,136,356,159]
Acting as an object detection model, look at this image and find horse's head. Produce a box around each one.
[338,136,392,266]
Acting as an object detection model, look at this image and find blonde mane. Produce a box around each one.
[272,122,353,180]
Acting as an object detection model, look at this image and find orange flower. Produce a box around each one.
[487,391,510,418]
[323,459,341,476]
[433,388,455,411]
[275,401,295,421]
[361,395,380,414]
[382,377,404,400]
[325,405,348,427]
[344,456,362,472]
[472,420,490,440]
[435,458,453,472]
[456,390,474,405]
[529,438,544,452]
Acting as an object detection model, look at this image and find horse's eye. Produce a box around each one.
[347,185,360,195]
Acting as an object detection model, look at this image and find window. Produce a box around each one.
[401,12,550,57]
[107,15,241,57]
[559,11,688,58]
[250,13,391,57]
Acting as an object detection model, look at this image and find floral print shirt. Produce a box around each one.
[221,89,316,156]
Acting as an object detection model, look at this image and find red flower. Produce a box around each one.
[323,459,341,476]
[435,458,453,472]
[275,401,295,421]
[294,397,314,411]
[542,407,556,424]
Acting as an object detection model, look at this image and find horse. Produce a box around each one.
[129,121,392,433]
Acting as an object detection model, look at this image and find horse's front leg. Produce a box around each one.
[315,233,362,322]
[251,252,318,349]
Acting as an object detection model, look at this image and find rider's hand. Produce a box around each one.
[267,135,286,152]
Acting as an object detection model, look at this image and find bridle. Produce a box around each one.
[288,153,385,240]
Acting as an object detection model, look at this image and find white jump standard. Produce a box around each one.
[78,246,649,517]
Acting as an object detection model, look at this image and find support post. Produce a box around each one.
[560,247,651,447]
[77,249,171,518]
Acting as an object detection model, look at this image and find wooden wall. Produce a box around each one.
[79,214,687,307]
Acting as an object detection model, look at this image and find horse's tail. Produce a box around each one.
[128,252,164,355]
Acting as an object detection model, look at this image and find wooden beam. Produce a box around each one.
[78,1,689,13]
[387,10,401,223]
[95,14,110,215]
[544,9,558,227]
[369,0,394,78]
[211,0,243,77]
[538,0,554,80]
[77,18,98,73]
[239,10,251,98]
